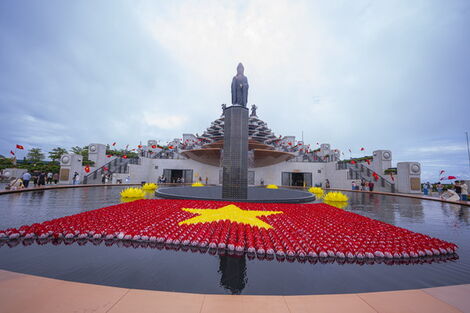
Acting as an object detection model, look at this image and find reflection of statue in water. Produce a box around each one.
[231,63,249,107]
[218,255,247,294]
[250,104,257,117]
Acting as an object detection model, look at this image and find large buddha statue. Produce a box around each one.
[231,63,249,107]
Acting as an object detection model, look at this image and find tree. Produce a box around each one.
[48,147,68,162]
[27,148,45,162]
[70,146,84,155]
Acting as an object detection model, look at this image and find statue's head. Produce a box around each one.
[237,63,244,75]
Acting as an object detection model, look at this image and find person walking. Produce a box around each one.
[53,172,59,184]
[460,181,468,201]
[38,172,46,187]
[21,171,31,188]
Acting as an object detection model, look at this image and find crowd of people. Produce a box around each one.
[422,181,468,202]
[5,170,59,190]
[351,179,375,191]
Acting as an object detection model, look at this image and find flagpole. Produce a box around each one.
[466,131,470,177]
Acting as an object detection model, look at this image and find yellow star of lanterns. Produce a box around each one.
[179,204,283,229]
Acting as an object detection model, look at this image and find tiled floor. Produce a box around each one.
[0,270,468,313]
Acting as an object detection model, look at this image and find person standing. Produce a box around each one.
[454,181,462,200]
[423,182,430,195]
[73,172,80,185]
[460,181,468,201]
[437,182,443,195]
[46,172,53,184]
[205,177,208,185]
[21,171,31,188]
[369,181,374,192]
[325,179,330,189]
[32,171,39,187]
[52,172,59,184]
[352,181,357,190]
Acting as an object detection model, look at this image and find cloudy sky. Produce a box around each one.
[0,0,469,181]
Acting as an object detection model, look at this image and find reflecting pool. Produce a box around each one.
[0,187,468,295]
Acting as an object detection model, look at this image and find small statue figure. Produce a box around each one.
[250,104,257,117]
[231,63,249,107]
[221,103,226,116]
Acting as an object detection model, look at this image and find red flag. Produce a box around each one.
[366,159,371,165]
[137,145,143,149]
[168,145,174,149]
[151,145,157,149]
[350,160,356,164]
[131,149,136,151]
[439,170,445,176]
[360,147,365,151]
[390,173,395,181]
[10,150,15,156]
[4,200,457,262]
[84,165,90,173]
[112,142,116,146]
[107,155,112,158]
[122,155,128,159]
[448,176,456,180]
[103,167,108,171]
[16,144,24,150]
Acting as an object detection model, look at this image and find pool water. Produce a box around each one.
[0,186,469,295]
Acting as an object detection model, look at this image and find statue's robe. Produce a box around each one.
[231,75,249,107]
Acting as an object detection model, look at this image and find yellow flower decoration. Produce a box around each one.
[142,183,158,190]
[323,191,349,202]
[266,184,278,189]
[308,187,324,198]
[120,187,145,199]
[192,181,204,187]
[324,200,348,209]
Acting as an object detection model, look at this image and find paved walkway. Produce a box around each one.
[0,270,468,313]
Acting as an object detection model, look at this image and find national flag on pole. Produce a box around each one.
[84,165,91,173]
[2,200,457,261]
[122,155,128,159]
[16,145,24,150]
[360,147,365,151]
[439,170,445,176]
[151,145,157,149]
[10,150,15,156]
[112,142,116,146]
[137,145,143,149]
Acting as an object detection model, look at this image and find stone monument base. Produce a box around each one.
[156,186,315,203]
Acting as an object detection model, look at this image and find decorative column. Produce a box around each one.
[222,105,249,199]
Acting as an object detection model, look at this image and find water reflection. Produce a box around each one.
[218,254,247,294]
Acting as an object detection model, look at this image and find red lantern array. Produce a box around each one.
[0,200,457,262]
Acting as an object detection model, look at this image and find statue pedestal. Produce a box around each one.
[222,105,249,199]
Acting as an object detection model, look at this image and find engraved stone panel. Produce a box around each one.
[59,168,70,181]
[410,177,421,190]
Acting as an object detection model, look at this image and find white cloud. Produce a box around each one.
[142,112,188,130]
[406,145,467,154]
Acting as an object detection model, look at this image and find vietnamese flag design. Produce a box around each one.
[84,165,91,173]
[151,145,157,149]
[16,144,24,150]
[0,200,457,260]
